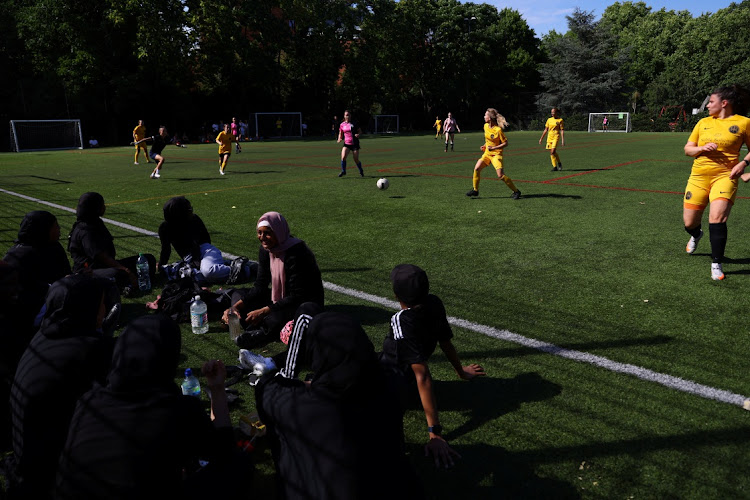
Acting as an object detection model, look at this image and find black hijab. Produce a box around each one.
[16,211,58,246]
[305,312,381,400]
[107,314,182,395]
[75,192,105,222]
[40,273,108,339]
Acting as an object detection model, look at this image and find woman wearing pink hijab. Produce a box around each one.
[222,212,324,349]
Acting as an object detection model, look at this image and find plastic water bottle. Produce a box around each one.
[181,368,201,397]
[136,253,151,292]
[190,295,209,334]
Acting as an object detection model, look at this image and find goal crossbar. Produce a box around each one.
[588,113,631,133]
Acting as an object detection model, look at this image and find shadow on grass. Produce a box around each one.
[409,441,581,498]
[468,193,582,200]
[409,373,577,498]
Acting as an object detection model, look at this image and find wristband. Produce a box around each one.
[428,425,443,436]
[743,159,749,167]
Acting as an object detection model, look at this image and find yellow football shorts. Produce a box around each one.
[478,153,504,171]
[684,167,737,209]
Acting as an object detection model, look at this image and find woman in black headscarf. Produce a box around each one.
[255,311,422,500]
[4,210,71,335]
[8,274,116,500]
[56,314,247,500]
[158,196,234,284]
[67,192,155,291]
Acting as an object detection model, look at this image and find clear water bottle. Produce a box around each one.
[136,253,151,292]
[181,368,201,397]
[190,295,209,334]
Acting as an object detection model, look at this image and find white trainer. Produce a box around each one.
[711,262,725,281]
[686,230,703,254]
[134,162,139,165]
[220,168,225,175]
[150,171,160,179]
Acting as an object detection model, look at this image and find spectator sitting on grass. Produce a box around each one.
[379,264,486,469]
[56,314,251,499]
[255,310,423,500]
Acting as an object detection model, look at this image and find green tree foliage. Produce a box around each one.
[537,8,627,114]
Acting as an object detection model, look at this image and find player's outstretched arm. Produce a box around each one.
[439,339,486,380]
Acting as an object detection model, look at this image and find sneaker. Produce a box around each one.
[134,161,139,165]
[551,166,559,171]
[711,262,725,281]
[558,164,563,170]
[358,168,364,177]
[235,329,274,349]
[451,146,454,151]
[686,230,703,254]
[150,171,160,179]
[338,170,346,177]
[220,167,225,175]
[511,190,521,200]
[466,189,479,197]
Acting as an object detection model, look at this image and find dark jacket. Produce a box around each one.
[3,211,71,339]
[236,241,324,314]
[256,312,420,500]
[67,192,116,273]
[55,314,235,500]
[10,274,114,499]
[158,197,211,267]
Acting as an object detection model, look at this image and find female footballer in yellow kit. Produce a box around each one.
[683,85,750,280]
[466,108,520,200]
[539,108,565,171]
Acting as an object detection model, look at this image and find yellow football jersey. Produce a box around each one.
[484,123,506,154]
[216,131,234,154]
[545,117,564,140]
[133,125,146,141]
[688,115,750,171]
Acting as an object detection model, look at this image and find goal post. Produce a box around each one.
[588,112,631,133]
[254,112,302,139]
[10,119,84,152]
[374,115,399,134]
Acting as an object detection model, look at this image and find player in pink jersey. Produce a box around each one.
[231,117,242,153]
[336,110,364,177]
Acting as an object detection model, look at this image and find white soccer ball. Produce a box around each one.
[377,178,390,190]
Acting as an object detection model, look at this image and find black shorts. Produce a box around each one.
[344,140,360,151]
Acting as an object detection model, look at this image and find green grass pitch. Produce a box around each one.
[2,131,750,498]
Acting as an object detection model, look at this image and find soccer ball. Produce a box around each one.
[377,178,390,190]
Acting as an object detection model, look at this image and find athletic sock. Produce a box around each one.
[550,154,557,167]
[341,160,346,172]
[685,225,702,238]
[555,153,562,167]
[501,174,518,192]
[473,170,480,191]
[709,222,727,262]
[356,162,363,173]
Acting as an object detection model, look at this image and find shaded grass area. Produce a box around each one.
[1,132,750,498]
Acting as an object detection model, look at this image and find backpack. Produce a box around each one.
[157,277,231,322]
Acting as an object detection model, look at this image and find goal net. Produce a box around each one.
[374,115,399,134]
[254,112,302,139]
[10,119,84,152]
[588,113,631,133]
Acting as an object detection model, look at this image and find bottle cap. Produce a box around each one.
[185,368,192,377]
[195,295,200,301]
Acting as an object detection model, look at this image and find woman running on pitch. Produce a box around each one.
[683,85,750,280]
[466,108,520,200]
[337,110,364,177]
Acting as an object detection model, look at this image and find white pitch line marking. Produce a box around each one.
[2,187,747,409]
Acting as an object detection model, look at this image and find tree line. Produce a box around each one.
[1,0,748,149]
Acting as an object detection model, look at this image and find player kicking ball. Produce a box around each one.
[131,125,182,179]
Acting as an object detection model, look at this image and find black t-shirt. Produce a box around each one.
[158,215,211,266]
[379,294,453,374]
[150,134,173,155]
[68,220,116,273]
